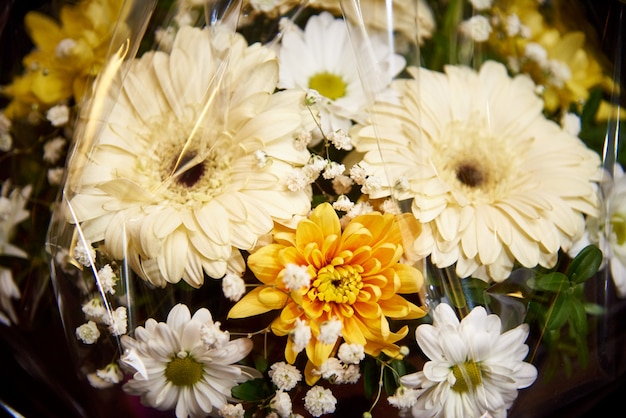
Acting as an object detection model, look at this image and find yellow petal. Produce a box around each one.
[228,288,274,318]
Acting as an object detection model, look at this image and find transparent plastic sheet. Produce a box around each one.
[341,0,626,417]
[28,0,624,417]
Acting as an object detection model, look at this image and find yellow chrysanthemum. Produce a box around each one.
[2,0,128,119]
[228,203,426,383]
[490,0,612,114]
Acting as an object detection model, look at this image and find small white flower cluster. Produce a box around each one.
[0,112,12,152]
[0,180,32,259]
[87,362,124,389]
[218,403,245,418]
[282,263,311,291]
[46,104,70,127]
[314,342,364,385]
[303,386,337,417]
[42,136,67,186]
[200,318,230,349]
[0,267,21,325]
[289,317,312,354]
[387,386,420,410]
[268,362,302,417]
[222,271,246,301]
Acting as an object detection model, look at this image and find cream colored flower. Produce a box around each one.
[67,26,312,287]
[313,0,435,46]
[352,61,601,282]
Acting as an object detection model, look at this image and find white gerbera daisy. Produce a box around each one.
[67,26,312,287]
[121,304,259,418]
[352,60,600,282]
[400,303,537,418]
[277,11,405,139]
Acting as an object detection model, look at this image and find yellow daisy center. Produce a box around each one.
[451,361,483,393]
[165,354,204,387]
[611,213,626,245]
[309,264,364,307]
[309,72,347,100]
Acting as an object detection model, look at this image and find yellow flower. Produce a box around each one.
[490,0,611,114]
[228,203,426,383]
[2,0,127,119]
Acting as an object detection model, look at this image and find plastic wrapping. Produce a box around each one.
[0,0,624,417]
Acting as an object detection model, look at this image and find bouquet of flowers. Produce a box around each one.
[1,0,625,417]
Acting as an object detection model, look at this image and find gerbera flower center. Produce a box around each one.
[450,361,483,393]
[309,72,347,100]
[433,118,517,202]
[165,353,204,387]
[309,264,364,305]
[151,117,234,205]
[456,161,485,187]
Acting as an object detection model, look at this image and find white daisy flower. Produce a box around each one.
[121,303,259,418]
[67,26,312,288]
[352,61,600,282]
[277,11,405,139]
[400,303,537,418]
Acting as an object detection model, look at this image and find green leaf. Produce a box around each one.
[533,272,570,292]
[583,302,605,316]
[545,293,570,330]
[568,298,588,336]
[231,378,272,402]
[566,245,603,284]
[383,359,407,395]
[362,357,379,400]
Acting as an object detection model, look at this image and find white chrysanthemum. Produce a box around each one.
[277,12,405,138]
[68,26,312,288]
[121,304,259,418]
[400,303,537,418]
[573,167,626,298]
[352,61,600,282]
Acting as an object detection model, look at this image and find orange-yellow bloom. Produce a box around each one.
[2,0,128,119]
[228,203,426,383]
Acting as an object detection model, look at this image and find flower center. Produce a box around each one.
[309,72,347,100]
[150,116,234,206]
[164,354,204,387]
[451,361,482,393]
[432,118,522,203]
[309,264,363,305]
[611,213,626,245]
[456,161,485,187]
